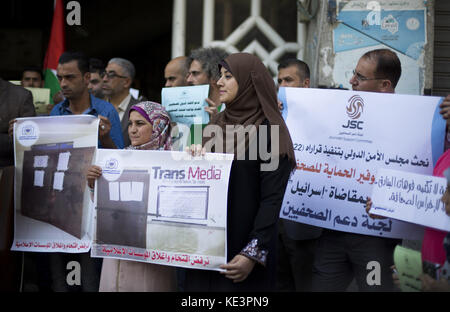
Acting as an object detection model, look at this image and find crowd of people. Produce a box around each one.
[1,45,450,292]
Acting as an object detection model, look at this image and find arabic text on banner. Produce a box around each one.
[91,149,233,271]
[279,87,445,239]
[161,85,210,150]
[370,168,450,232]
[12,115,99,253]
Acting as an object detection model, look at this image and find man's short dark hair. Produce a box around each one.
[58,51,90,74]
[22,66,44,80]
[89,58,105,75]
[362,49,401,88]
[278,58,310,81]
[188,47,229,81]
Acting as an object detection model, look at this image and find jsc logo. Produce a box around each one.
[342,95,364,130]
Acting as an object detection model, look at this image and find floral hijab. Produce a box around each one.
[126,101,172,151]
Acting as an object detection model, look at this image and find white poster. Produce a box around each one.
[161,85,210,150]
[12,115,99,253]
[279,87,445,239]
[161,85,210,126]
[370,168,450,232]
[91,149,233,271]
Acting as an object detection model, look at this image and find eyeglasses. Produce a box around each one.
[102,71,128,79]
[352,70,386,82]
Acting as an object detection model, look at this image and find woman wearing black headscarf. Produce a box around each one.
[185,53,295,291]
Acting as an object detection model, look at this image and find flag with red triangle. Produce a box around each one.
[43,0,65,104]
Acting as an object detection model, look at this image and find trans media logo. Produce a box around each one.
[342,95,364,130]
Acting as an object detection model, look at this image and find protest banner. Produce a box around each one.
[91,149,233,271]
[11,115,98,253]
[279,87,445,239]
[161,85,210,150]
[370,168,450,232]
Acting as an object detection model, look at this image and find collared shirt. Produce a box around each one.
[50,94,125,149]
[117,93,131,122]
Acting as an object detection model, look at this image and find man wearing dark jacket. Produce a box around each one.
[0,78,36,168]
[276,59,321,292]
[0,78,36,291]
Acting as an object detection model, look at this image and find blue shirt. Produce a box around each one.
[50,94,125,149]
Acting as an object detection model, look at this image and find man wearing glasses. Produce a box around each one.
[311,49,401,292]
[349,49,400,93]
[102,58,139,147]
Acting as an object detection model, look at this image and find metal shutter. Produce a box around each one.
[433,1,450,96]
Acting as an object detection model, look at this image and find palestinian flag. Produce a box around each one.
[43,0,65,104]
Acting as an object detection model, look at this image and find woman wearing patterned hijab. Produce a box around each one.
[186,53,295,291]
[125,101,172,151]
[87,101,172,185]
[86,101,176,292]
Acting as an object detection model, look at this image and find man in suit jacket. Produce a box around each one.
[0,78,36,291]
[0,78,36,168]
[102,57,139,147]
[275,59,322,292]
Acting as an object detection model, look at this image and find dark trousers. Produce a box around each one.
[21,252,102,292]
[276,232,317,291]
[311,229,400,292]
[22,252,52,291]
[49,252,102,292]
